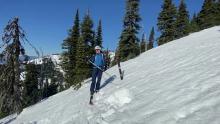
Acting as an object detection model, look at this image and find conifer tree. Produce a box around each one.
[190,13,200,33]
[176,0,190,38]
[61,9,80,87]
[40,58,62,98]
[0,18,24,115]
[74,37,89,88]
[157,0,177,45]
[213,0,220,25]
[22,64,39,108]
[140,33,146,53]
[81,11,95,51]
[78,11,95,80]
[118,0,141,61]
[197,0,216,29]
[148,27,154,50]
[96,19,103,47]
[103,49,111,69]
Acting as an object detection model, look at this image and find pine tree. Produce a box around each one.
[190,13,200,33]
[81,11,95,50]
[157,0,177,45]
[40,58,62,98]
[118,0,141,61]
[74,37,89,89]
[148,27,154,50]
[96,19,103,47]
[140,33,146,53]
[103,49,111,69]
[22,64,39,108]
[197,0,216,29]
[213,0,220,25]
[77,11,95,83]
[0,18,24,115]
[176,0,190,38]
[61,9,80,87]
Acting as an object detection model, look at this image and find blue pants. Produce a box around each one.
[90,68,103,94]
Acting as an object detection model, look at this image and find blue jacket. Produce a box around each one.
[91,53,105,69]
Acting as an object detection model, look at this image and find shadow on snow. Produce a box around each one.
[100,75,117,89]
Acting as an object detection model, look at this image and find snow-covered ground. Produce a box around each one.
[1,26,220,124]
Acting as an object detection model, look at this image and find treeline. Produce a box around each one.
[157,0,220,45]
[117,0,220,61]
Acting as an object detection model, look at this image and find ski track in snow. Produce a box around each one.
[1,26,220,124]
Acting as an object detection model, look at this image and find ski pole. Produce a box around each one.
[88,60,112,77]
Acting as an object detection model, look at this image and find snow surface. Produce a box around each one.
[1,26,220,124]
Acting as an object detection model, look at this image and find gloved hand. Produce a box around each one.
[103,66,107,72]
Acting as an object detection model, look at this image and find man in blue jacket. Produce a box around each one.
[89,46,106,104]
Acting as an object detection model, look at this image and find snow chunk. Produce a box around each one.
[105,89,132,108]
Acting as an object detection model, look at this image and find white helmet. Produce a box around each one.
[95,46,101,50]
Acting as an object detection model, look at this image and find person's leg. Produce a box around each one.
[90,68,98,95]
[95,69,103,92]
[89,95,94,105]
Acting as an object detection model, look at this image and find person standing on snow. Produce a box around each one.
[89,45,106,104]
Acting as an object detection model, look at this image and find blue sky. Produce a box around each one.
[0,0,204,56]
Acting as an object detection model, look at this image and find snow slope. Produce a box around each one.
[1,26,220,124]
